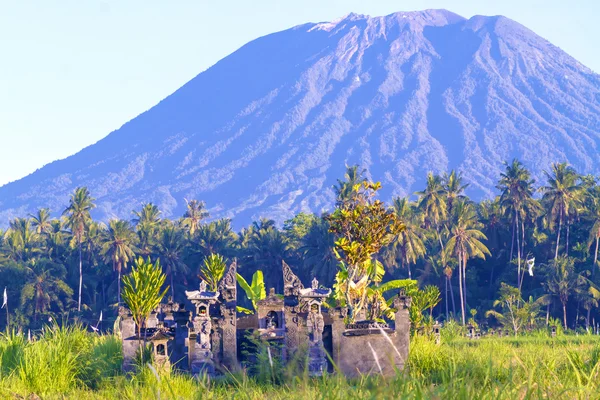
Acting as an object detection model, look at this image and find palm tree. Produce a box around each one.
[63,187,95,311]
[299,218,337,284]
[416,173,447,250]
[541,256,589,329]
[497,159,537,288]
[389,197,426,279]
[132,203,162,256]
[100,219,137,305]
[3,218,41,262]
[443,170,469,215]
[83,221,103,267]
[445,200,491,324]
[334,165,366,204]
[46,217,69,260]
[156,224,187,300]
[243,219,289,292]
[20,259,74,322]
[587,195,600,277]
[181,199,209,236]
[29,208,52,236]
[194,219,238,258]
[541,163,582,260]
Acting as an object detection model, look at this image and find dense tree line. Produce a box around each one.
[1,160,600,331]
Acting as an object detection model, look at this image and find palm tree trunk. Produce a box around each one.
[576,301,580,330]
[117,260,123,305]
[555,212,563,260]
[516,212,521,289]
[78,243,83,312]
[587,308,591,331]
[458,255,465,325]
[170,268,175,301]
[449,276,457,317]
[463,253,468,314]
[445,276,449,320]
[521,218,526,267]
[510,214,516,263]
[566,223,570,257]
[593,237,599,279]
[546,303,550,326]
[562,301,568,330]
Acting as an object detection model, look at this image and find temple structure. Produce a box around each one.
[119,260,411,377]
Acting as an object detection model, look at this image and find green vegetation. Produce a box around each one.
[2,160,600,332]
[121,257,169,356]
[1,324,600,399]
[3,160,600,396]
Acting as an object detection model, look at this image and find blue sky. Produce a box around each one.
[0,0,597,187]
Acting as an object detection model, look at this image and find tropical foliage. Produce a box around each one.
[2,161,600,333]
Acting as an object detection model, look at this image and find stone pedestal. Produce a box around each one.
[185,281,219,376]
[218,260,238,371]
[189,316,214,374]
[300,278,331,376]
[119,308,138,372]
[336,329,405,378]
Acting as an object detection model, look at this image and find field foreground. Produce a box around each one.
[1,326,600,399]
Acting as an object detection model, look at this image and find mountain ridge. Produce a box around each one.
[1,9,599,228]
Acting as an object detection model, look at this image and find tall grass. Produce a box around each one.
[2,324,600,399]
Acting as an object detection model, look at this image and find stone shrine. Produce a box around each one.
[119,260,411,378]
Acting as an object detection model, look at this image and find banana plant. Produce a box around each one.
[332,259,416,321]
[236,270,266,314]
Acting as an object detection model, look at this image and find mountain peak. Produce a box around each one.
[311,9,465,32]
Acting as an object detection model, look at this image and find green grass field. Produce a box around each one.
[2,325,600,399]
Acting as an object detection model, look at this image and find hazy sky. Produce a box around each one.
[0,0,597,187]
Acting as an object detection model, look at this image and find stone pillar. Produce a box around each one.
[119,306,137,372]
[330,307,346,366]
[283,261,304,358]
[172,308,190,370]
[185,281,219,375]
[306,303,327,375]
[393,292,411,368]
[218,260,238,371]
[189,313,214,374]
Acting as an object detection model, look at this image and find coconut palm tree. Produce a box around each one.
[181,199,209,236]
[194,218,238,258]
[299,218,337,284]
[541,163,582,260]
[63,187,95,311]
[334,165,366,205]
[29,208,53,237]
[445,200,491,324]
[132,203,162,256]
[46,217,69,260]
[243,219,289,292]
[443,170,469,215]
[541,256,589,329]
[20,259,74,322]
[496,159,540,288]
[156,224,187,300]
[3,218,41,262]
[416,173,447,250]
[100,219,137,305]
[389,197,426,279]
[587,195,600,277]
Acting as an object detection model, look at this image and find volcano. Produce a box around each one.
[1,10,599,226]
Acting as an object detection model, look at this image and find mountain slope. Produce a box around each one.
[1,9,599,227]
